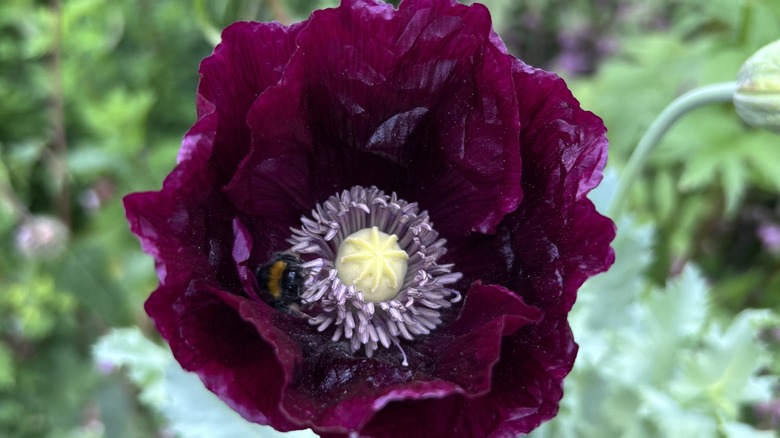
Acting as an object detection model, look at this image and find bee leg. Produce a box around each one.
[274,302,311,319]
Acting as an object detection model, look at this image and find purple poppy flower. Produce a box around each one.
[124,0,615,436]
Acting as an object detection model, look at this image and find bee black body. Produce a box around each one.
[255,253,305,314]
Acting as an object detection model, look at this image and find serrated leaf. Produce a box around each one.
[94,328,318,438]
[602,269,708,388]
[535,215,779,438]
[92,328,169,406]
[162,363,316,438]
[648,266,709,339]
[642,388,718,437]
[720,421,778,438]
[600,386,647,436]
[673,310,776,416]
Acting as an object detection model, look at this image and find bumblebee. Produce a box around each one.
[255,253,306,315]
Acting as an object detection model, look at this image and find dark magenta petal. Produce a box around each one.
[425,282,542,395]
[357,324,577,438]
[511,61,609,201]
[449,60,615,315]
[180,281,544,435]
[198,21,304,183]
[452,197,615,316]
[222,88,316,226]
[125,20,309,295]
[144,281,301,431]
[358,289,573,438]
[250,282,542,434]
[124,114,239,290]
[471,318,577,436]
[200,284,461,434]
[506,198,616,315]
[224,0,522,236]
[505,60,615,313]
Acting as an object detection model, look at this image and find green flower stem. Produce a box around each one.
[607,82,737,217]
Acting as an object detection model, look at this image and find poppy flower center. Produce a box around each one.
[287,186,462,361]
[335,227,409,302]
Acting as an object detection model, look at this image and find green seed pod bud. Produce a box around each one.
[734,39,780,134]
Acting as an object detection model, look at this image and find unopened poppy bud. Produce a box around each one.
[734,39,780,134]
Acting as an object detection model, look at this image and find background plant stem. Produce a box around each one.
[607,82,737,217]
[51,0,70,228]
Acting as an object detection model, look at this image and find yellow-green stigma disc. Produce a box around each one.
[335,226,409,302]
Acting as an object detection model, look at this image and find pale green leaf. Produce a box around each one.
[573,216,652,334]
[673,310,776,415]
[94,328,318,438]
[640,388,717,437]
[533,216,779,438]
[162,363,316,438]
[587,168,617,214]
[720,422,778,438]
[648,266,709,340]
[92,327,169,406]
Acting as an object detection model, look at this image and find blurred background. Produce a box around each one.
[0,0,778,436]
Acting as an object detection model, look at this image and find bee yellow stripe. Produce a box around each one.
[267,260,287,298]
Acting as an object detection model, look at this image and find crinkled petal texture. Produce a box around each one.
[124,0,615,437]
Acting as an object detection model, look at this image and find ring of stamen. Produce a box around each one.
[288,186,462,360]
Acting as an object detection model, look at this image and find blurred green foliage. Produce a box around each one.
[552,0,780,311]
[0,0,221,435]
[1,0,778,436]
